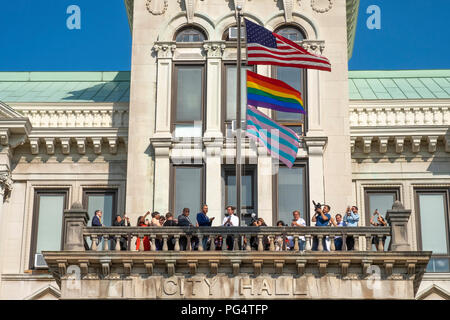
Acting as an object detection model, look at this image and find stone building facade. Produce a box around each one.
[0,0,448,299]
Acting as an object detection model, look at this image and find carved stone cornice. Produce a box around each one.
[301,40,326,55]
[153,42,177,59]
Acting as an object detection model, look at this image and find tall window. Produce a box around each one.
[171,166,204,217]
[274,165,307,225]
[223,167,256,224]
[272,66,306,136]
[415,189,450,272]
[31,190,68,268]
[83,189,118,227]
[175,27,206,42]
[364,188,399,251]
[173,65,205,137]
[223,64,253,134]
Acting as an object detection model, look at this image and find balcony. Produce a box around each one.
[43,202,431,299]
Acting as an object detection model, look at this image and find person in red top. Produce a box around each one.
[136,211,151,251]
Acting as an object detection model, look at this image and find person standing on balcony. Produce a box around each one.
[113,214,130,250]
[163,212,177,250]
[370,209,388,251]
[92,210,103,227]
[136,211,151,251]
[330,213,345,250]
[312,205,331,251]
[288,210,306,251]
[151,212,163,250]
[197,204,215,250]
[222,205,239,250]
[343,205,360,250]
[177,208,198,250]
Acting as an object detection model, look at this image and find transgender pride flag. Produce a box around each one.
[246,105,299,168]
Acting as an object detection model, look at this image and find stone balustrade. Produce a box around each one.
[16,105,129,128]
[82,225,391,253]
[350,104,449,127]
[41,202,431,299]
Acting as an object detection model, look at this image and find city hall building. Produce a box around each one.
[0,0,449,300]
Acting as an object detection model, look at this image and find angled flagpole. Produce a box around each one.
[235,5,243,226]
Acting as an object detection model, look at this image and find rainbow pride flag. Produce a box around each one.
[247,70,305,114]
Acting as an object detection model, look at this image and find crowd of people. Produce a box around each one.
[91,203,388,251]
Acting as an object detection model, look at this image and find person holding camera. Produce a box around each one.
[311,204,331,251]
[343,205,360,250]
[370,209,388,250]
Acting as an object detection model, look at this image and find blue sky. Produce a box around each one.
[0,0,449,71]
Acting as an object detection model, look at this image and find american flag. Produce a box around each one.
[244,18,331,72]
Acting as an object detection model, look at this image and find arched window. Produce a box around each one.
[275,26,305,41]
[175,26,206,42]
[222,25,245,41]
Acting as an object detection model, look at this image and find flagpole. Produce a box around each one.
[235,5,243,226]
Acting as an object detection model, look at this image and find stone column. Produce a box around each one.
[204,139,223,226]
[203,41,225,140]
[304,137,327,224]
[152,139,172,214]
[386,201,412,251]
[63,202,90,251]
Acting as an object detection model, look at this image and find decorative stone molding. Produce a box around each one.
[377,136,389,154]
[29,138,39,155]
[301,40,325,55]
[411,136,422,153]
[76,138,86,155]
[395,136,405,153]
[362,136,373,154]
[17,105,128,128]
[0,130,9,146]
[146,0,168,15]
[278,0,294,22]
[0,171,13,198]
[311,0,333,13]
[427,136,438,153]
[45,138,55,155]
[178,0,196,22]
[60,138,71,155]
[202,42,226,58]
[153,42,177,59]
[108,138,118,154]
[92,138,102,155]
[386,201,412,252]
[350,104,449,127]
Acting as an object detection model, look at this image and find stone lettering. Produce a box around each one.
[240,278,255,295]
[163,279,178,295]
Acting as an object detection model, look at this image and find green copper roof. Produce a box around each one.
[0,71,130,103]
[349,70,450,100]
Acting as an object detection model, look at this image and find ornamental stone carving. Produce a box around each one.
[153,43,177,59]
[146,0,168,15]
[203,42,226,58]
[311,0,333,13]
[0,171,13,198]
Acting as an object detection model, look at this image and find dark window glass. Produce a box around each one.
[175,28,206,42]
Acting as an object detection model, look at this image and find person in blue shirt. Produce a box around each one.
[196,204,215,250]
[343,206,360,250]
[311,205,331,251]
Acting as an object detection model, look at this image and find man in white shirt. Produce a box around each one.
[223,206,239,250]
[288,210,306,251]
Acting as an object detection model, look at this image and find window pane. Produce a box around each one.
[176,67,202,122]
[277,27,304,41]
[227,66,252,121]
[226,173,253,209]
[175,167,202,216]
[174,123,202,138]
[275,67,303,122]
[419,193,448,254]
[278,167,305,223]
[176,28,205,42]
[426,257,450,273]
[36,195,65,253]
[87,194,114,227]
[367,193,396,219]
